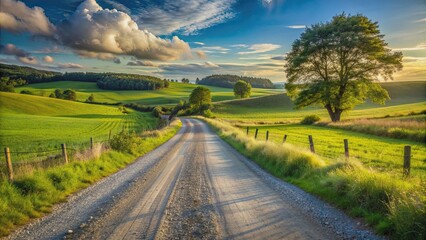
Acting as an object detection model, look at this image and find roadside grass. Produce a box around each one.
[319,116,426,143]
[213,81,426,123]
[17,81,281,105]
[0,120,181,237]
[241,124,426,179]
[202,117,425,239]
[0,92,157,162]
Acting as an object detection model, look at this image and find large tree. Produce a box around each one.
[189,86,211,109]
[285,13,403,122]
[234,80,252,98]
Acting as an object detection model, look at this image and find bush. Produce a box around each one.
[109,131,141,154]
[152,106,164,118]
[20,90,33,95]
[301,115,321,124]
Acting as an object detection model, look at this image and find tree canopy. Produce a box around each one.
[285,13,403,122]
[233,80,252,98]
[189,86,211,109]
[199,74,274,89]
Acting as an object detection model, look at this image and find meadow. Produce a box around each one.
[0,92,157,162]
[214,81,426,123]
[243,124,426,179]
[17,81,281,105]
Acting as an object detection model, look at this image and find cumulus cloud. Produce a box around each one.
[43,56,54,63]
[196,50,207,59]
[0,43,29,57]
[56,0,192,61]
[238,44,281,55]
[57,63,84,69]
[134,0,236,35]
[127,60,157,67]
[0,0,55,36]
[0,43,39,65]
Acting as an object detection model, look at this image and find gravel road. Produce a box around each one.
[6,118,381,240]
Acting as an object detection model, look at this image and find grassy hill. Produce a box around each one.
[17,81,281,105]
[214,81,426,122]
[0,92,157,161]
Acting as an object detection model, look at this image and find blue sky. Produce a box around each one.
[0,0,425,82]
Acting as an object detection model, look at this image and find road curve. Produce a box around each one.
[7,118,378,240]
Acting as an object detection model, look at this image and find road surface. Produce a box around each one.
[8,118,378,240]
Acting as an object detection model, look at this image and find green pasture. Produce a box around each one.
[17,81,281,105]
[215,81,426,123]
[0,92,157,161]
[244,124,426,178]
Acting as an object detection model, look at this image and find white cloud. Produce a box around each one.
[103,0,131,14]
[414,17,426,23]
[238,44,281,55]
[0,0,55,36]
[127,60,157,67]
[43,56,54,63]
[134,0,236,35]
[392,42,426,51]
[57,63,84,69]
[205,61,219,68]
[57,0,192,61]
[18,57,39,65]
[194,42,205,46]
[231,44,249,48]
[286,25,306,29]
[196,50,207,59]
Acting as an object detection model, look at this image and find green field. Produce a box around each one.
[0,92,157,161]
[17,81,281,105]
[245,124,426,178]
[214,81,426,123]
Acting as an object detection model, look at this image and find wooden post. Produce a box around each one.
[108,130,112,141]
[266,131,269,141]
[61,144,68,164]
[283,134,287,144]
[246,127,249,135]
[308,135,315,153]
[4,147,13,182]
[344,139,349,159]
[403,146,411,177]
[254,128,259,139]
[90,137,93,150]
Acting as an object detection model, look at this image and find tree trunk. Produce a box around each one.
[325,104,342,122]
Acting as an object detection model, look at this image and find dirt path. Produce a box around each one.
[7,118,379,240]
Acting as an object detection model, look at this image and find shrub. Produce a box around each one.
[109,131,141,154]
[20,90,33,95]
[301,115,321,124]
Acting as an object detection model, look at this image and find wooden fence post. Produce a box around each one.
[308,135,315,153]
[255,128,258,139]
[266,131,269,141]
[90,137,93,150]
[246,127,249,135]
[4,147,13,182]
[108,129,112,141]
[403,146,411,177]
[344,139,349,159]
[61,144,68,164]
[283,135,287,144]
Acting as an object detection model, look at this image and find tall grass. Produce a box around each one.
[322,117,426,142]
[0,120,181,237]
[202,117,426,239]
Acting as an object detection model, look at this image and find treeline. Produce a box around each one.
[198,74,274,89]
[0,64,168,91]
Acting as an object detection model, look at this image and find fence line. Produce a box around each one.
[246,127,417,178]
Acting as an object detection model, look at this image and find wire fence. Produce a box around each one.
[1,137,109,181]
[246,127,425,178]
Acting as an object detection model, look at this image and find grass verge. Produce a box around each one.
[201,117,426,240]
[0,120,181,237]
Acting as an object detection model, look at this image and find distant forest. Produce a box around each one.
[198,74,274,89]
[0,64,168,90]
